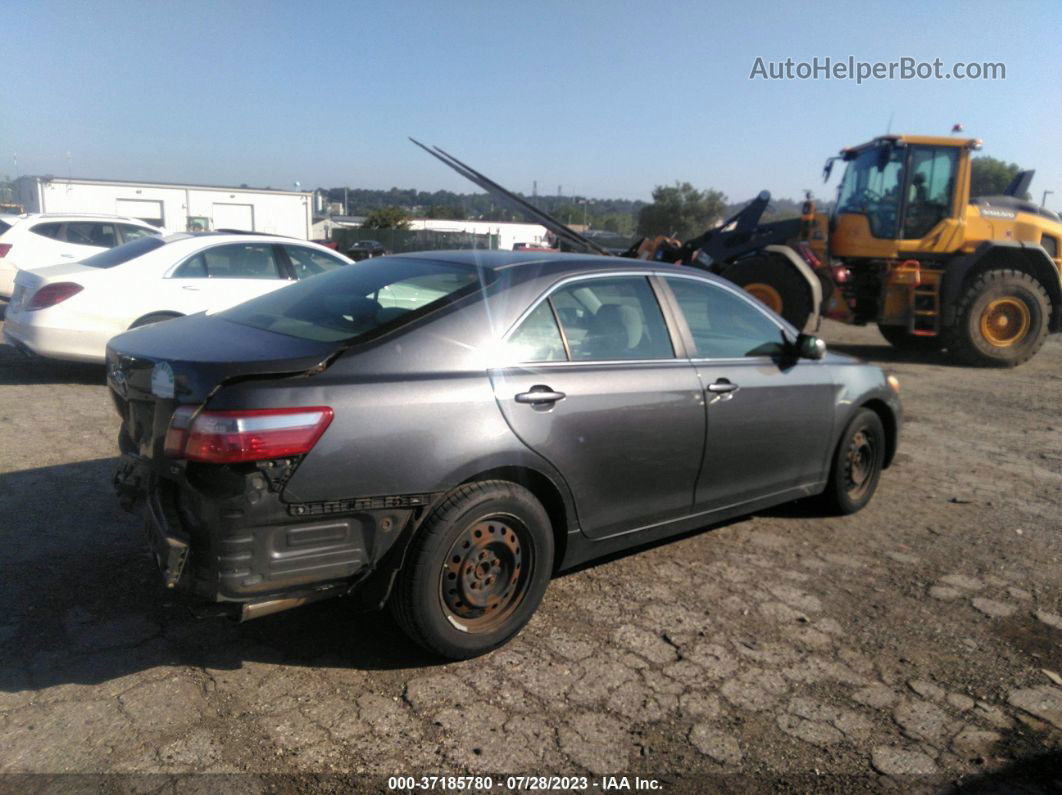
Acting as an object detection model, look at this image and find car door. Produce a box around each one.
[490,274,706,539]
[165,242,291,313]
[660,275,836,511]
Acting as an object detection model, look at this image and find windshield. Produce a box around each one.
[81,235,166,268]
[219,256,483,342]
[836,144,905,238]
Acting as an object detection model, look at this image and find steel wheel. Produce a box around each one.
[438,515,533,633]
[843,428,878,502]
[820,408,886,515]
[390,480,553,659]
[979,297,1030,347]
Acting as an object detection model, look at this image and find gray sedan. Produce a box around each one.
[107,251,901,659]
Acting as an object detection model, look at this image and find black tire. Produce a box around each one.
[722,254,813,330]
[129,312,182,329]
[944,269,1050,367]
[820,408,886,515]
[876,323,943,352]
[389,480,554,659]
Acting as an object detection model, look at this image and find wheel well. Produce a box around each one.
[954,246,1061,331]
[129,311,183,329]
[860,399,897,468]
[460,466,570,570]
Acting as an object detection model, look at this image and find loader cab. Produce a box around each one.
[830,136,972,256]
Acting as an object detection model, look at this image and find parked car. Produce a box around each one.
[3,232,352,362]
[0,213,161,299]
[346,239,389,260]
[106,251,901,659]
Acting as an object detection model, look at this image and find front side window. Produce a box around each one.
[549,276,673,361]
[666,277,787,358]
[173,243,282,280]
[836,144,905,238]
[903,147,958,239]
[283,245,349,279]
[219,257,482,343]
[506,301,566,362]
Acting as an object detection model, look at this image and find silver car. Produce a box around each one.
[107,251,902,659]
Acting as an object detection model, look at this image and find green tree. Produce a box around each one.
[362,206,411,230]
[970,156,1026,198]
[637,182,727,239]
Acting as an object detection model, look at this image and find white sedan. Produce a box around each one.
[2,232,352,363]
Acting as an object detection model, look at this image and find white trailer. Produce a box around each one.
[14,177,312,239]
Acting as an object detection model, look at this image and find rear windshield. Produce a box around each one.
[219,257,483,342]
[81,235,166,268]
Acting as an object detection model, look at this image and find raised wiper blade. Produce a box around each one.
[410,138,612,256]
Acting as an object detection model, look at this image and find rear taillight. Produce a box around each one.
[166,406,333,463]
[27,282,84,310]
[0,244,11,258]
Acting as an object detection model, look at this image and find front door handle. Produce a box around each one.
[707,379,739,394]
[515,385,566,405]
[182,285,200,291]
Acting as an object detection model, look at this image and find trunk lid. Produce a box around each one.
[107,312,341,459]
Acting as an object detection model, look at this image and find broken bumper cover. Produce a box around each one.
[114,453,417,616]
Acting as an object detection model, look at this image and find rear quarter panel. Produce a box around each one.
[207,295,570,506]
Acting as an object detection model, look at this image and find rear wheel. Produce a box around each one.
[723,254,813,330]
[876,323,943,352]
[820,408,886,515]
[389,480,553,659]
[945,269,1049,367]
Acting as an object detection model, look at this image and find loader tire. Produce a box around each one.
[944,269,1050,367]
[723,254,813,330]
[876,323,943,352]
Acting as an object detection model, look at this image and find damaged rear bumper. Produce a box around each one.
[114,453,422,619]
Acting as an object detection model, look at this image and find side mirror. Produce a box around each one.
[797,333,827,359]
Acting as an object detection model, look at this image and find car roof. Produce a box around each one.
[6,212,158,226]
[388,248,685,276]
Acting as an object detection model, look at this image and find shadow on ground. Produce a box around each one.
[0,343,105,386]
[0,458,442,694]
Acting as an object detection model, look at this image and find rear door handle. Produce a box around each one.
[515,386,566,405]
[181,285,200,291]
[707,380,738,394]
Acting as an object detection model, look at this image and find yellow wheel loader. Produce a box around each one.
[416,136,1062,367]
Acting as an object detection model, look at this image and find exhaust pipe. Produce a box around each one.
[238,587,343,621]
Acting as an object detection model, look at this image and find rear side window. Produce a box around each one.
[0,219,13,235]
[549,276,673,361]
[173,243,283,280]
[219,257,482,343]
[81,235,167,268]
[30,222,65,240]
[506,302,566,362]
[282,245,348,279]
[666,277,787,358]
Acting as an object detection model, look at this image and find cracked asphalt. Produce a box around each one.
[0,319,1060,792]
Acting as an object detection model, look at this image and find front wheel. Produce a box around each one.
[819,408,886,515]
[389,480,554,659]
[945,269,1050,367]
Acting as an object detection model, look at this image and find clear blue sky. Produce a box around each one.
[3,0,1060,207]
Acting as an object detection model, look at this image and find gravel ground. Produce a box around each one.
[0,318,1059,793]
